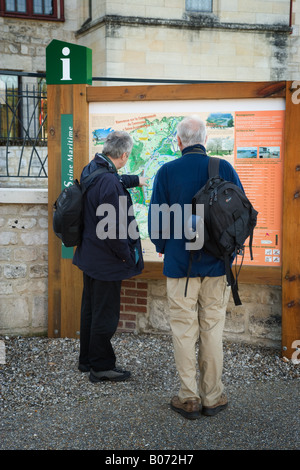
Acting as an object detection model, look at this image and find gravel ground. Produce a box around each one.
[0,333,299,452]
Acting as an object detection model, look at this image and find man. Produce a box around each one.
[148,115,243,419]
[73,131,147,383]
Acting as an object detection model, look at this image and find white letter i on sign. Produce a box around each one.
[61,47,72,81]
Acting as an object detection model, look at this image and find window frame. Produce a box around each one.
[0,0,65,21]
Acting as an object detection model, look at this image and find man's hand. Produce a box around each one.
[138,176,149,187]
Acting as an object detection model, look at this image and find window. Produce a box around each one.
[33,0,53,15]
[5,0,27,12]
[0,74,48,146]
[0,75,20,143]
[37,77,48,142]
[186,0,213,13]
[0,0,64,20]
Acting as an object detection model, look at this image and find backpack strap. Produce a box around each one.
[208,157,220,178]
[184,157,220,298]
[224,253,242,306]
[81,166,113,193]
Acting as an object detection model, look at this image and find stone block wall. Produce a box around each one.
[0,147,48,188]
[1,0,299,84]
[0,0,84,74]
[76,0,300,82]
[137,280,282,348]
[0,190,48,336]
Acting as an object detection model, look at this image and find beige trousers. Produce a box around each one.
[167,275,230,407]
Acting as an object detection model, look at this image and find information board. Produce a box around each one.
[89,98,285,266]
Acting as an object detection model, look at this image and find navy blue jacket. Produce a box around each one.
[73,154,144,281]
[148,145,244,278]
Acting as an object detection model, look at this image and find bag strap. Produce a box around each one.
[224,253,242,306]
[81,166,114,193]
[208,157,220,178]
[184,156,220,297]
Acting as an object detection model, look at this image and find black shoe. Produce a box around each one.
[78,363,90,373]
[89,367,131,383]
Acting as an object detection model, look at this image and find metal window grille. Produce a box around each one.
[0,75,48,178]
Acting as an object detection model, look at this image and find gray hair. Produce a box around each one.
[102,131,133,159]
[177,115,207,148]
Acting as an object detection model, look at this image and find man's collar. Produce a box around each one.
[182,144,206,156]
[94,153,118,172]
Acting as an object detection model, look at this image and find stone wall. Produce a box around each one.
[0,189,48,336]
[0,147,48,188]
[0,0,85,74]
[139,280,282,348]
[1,0,299,82]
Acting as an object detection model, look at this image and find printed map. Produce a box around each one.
[90,113,234,245]
[89,108,284,266]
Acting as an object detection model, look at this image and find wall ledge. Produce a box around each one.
[0,188,48,204]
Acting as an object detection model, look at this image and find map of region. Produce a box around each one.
[89,103,284,266]
[90,113,234,246]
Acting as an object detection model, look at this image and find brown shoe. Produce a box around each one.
[202,394,228,416]
[170,396,200,420]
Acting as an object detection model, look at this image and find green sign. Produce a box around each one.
[61,114,75,259]
[46,39,92,85]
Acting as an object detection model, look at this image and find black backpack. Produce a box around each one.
[53,166,112,247]
[185,157,258,305]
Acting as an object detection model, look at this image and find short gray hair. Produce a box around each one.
[102,131,133,159]
[177,115,207,148]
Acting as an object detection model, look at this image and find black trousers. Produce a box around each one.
[79,273,122,371]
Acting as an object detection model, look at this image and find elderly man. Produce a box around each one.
[148,115,243,419]
[73,131,147,383]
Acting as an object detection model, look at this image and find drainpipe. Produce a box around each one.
[289,0,293,33]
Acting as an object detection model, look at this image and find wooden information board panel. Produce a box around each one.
[47,80,300,359]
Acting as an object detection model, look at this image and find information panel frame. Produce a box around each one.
[47,80,300,358]
[89,97,285,274]
[86,82,288,285]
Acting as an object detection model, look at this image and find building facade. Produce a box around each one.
[0,0,299,83]
[78,0,299,83]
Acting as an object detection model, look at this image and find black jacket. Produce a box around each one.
[73,154,144,281]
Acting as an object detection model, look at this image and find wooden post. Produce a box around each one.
[47,84,89,338]
[281,81,300,359]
